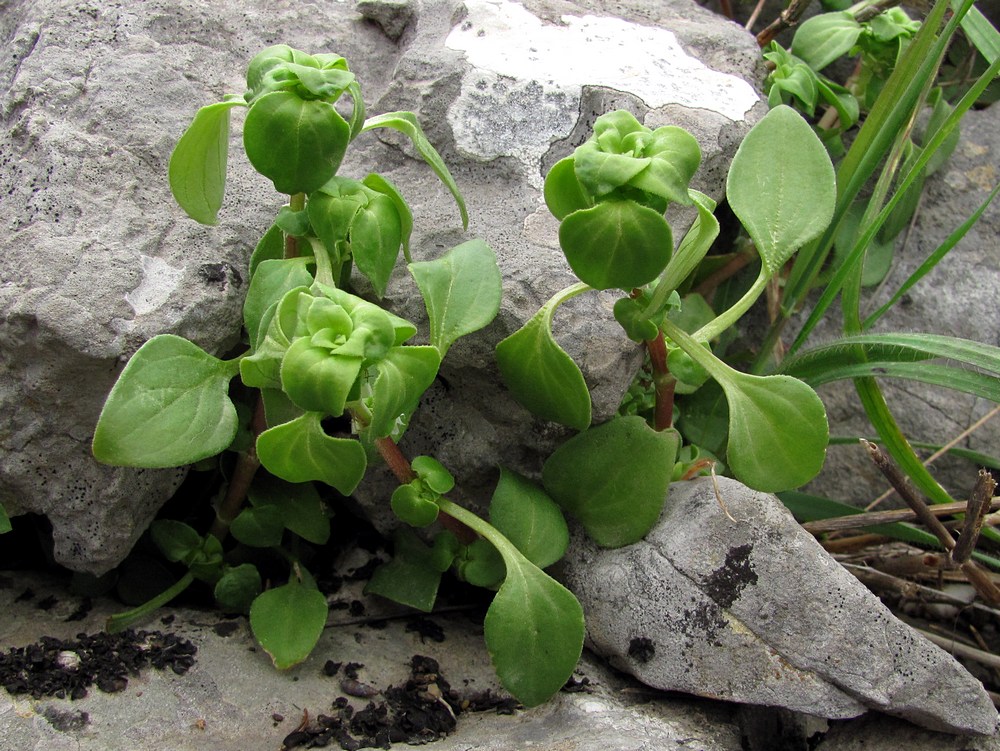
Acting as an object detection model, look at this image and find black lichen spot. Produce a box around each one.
[198,262,242,289]
[704,543,758,608]
[628,636,655,663]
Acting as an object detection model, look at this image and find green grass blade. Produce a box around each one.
[863,182,1000,328]
[957,1,1000,63]
[829,435,1000,470]
[794,361,1000,401]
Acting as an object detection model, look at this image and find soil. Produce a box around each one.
[0,627,197,700]
[280,655,521,750]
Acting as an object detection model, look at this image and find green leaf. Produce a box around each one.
[249,223,286,279]
[256,413,367,495]
[727,105,836,276]
[483,552,584,707]
[411,456,455,494]
[230,504,285,548]
[436,498,584,706]
[243,258,314,344]
[457,538,505,588]
[362,111,468,229]
[350,193,403,297]
[674,380,729,458]
[92,335,240,468]
[244,91,350,195]
[490,469,568,569]
[958,1,1000,63]
[558,200,672,290]
[150,520,203,563]
[495,284,592,431]
[214,564,262,613]
[409,239,502,357]
[792,12,863,71]
[368,346,441,439]
[168,98,246,225]
[721,372,829,492]
[0,503,10,535]
[250,579,328,669]
[363,173,414,261]
[542,417,679,547]
[280,337,364,416]
[248,476,331,545]
[390,483,440,527]
[365,529,449,612]
[543,156,593,220]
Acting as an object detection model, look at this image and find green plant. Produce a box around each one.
[93,45,582,706]
[498,104,835,540]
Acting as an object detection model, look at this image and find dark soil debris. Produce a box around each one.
[212,620,241,638]
[64,597,93,622]
[282,655,519,750]
[405,616,445,643]
[0,629,197,700]
[35,595,59,611]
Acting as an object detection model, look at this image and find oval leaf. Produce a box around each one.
[408,239,502,358]
[721,372,829,492]
[542,416,679,547]
[250,580,328,669]
[368,346,441,439]
[558,200,672,290]
[244,92,349,195]
[791,12,863,71]
[92,335,239,468]
[230,505,286,548]
[490,469,568,569]
[169,99,245,225]
[256,413,367,495]
[727,105,835,276]
[214,564,262,613]
[495,304,591,431]
[350,195,403,298]
[484,554,584,707]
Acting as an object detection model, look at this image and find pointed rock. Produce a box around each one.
[559,476,1000,735]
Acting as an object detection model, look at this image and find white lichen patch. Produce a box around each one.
[446,0,759,175]
[125,255,184,316]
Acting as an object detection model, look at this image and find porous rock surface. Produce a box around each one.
[558,476,1000,735]
[804,105,1000,507]
[0,0,765,572]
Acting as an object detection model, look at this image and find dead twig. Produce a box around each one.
[803,498,1000,534]
[952,470,997,564]
[862,440,1000,605]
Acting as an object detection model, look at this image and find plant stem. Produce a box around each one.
[756,0,813,47]
[285,193,306,258]
[692,268,769,343]
[645,332,676,430]
[106,571,195,633]
[210,398,266,542]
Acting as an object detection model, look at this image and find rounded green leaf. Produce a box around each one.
[150,520,203,563]
[411,456,455,494]
[558,200,672,290]
[490,469,568,570]
[390,483,440,527]
[457,538,505,589]
[280,337,363,416]
[244,91,350,195]
[248,477,331,545]
[256,413,367,495]
[92,335,239,468]
[230,505,285,548]
[365,529,447,612]
[791,12,863,71]
[721,372,829,492]
[368,346,441,439]
[726,105,835,276]
[543,156,593,220]
[214,564,262,613]
[484,556,584,707]
[542,417,679,547]
[495,305,591,431]
[250,580,328,669]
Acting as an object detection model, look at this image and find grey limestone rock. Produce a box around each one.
[0,0,766,571]
[558,476,1000,735]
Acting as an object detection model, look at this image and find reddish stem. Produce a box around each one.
[645,332,676,431]
[210,397,267,541]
